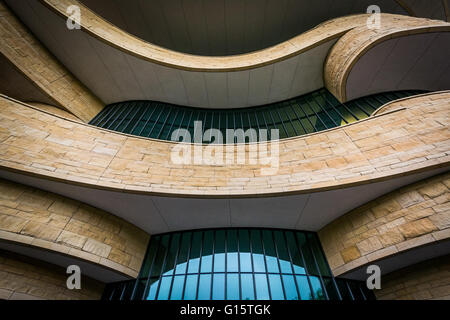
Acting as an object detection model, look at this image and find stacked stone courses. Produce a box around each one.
[0,92,448,196]
[0,250,103,300]
[0,178,149,277]
[375,255,450,300]
[319,172,450,276]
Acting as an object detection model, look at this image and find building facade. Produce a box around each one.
[0,0,449,301]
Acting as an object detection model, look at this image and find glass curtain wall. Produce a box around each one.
[90,89,424,141]
[103,228,375,301]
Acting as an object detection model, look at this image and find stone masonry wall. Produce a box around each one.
[319,172,450,276]
[0,91,448,196]
[0,1,104,122]
[375,254,450,300]
[0,249,104,300]
[0,178,150,277]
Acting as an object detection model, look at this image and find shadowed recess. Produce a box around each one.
[89,89,425,141]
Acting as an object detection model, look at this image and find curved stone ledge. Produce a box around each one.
[324,15,450,102]
[0,1,104,122]
[0,178,149,278]
[319,172,450,277]
[0,91,449,198]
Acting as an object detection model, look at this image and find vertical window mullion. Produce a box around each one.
[195,231,205,300]
[294,232,315,300]
[139,237,161,300]
[113,102,135,131]
[283,232,302,300]
[248,229,258,299]
[154,235,173,300]
[271,231,287,300]
[259,230,272,300]
[312,94,339,127]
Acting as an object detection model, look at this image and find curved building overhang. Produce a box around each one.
[0,91,448,234]
[4,0,449,109]
[77,0,410,56]
[325,25,450,102]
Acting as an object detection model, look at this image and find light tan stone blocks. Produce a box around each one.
[0,2,104,122]
[319,172,450,276]
[0,92,448,197]
[376,255,450,300]
[0,250,103,300]
[0,178,149,277]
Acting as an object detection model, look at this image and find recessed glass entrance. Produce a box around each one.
[102,228,375,301]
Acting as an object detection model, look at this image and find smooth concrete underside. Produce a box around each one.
[79,0,409,56]
[5,0,338,108]
[0,53,58,107]
[0,167,447,235]
[346,32,450,101]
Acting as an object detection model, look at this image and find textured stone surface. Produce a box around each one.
[0,92,449,197]
[319,172,450,276]
[324,14,450,101]
[0,178,149,277]
[0,249,103,300]
[376,254,450,300]
[0,2,103,122]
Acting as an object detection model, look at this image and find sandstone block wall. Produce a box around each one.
[0,92,449,197]
[0,1,104,122]
[0,178,150,277]
[376,254,450,300]
[0,249,104,300]
[319,172,450,276]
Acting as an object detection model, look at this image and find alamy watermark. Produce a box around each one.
[66,5,81,30]
[170,121,280,175]
[367,5,382,30]
[366,264,381,290]
[66,265,81,290]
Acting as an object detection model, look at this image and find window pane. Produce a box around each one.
[251,230,266,273]
[227,230,239,272]
[273,231,292,274]
[286,232,306,274]
[262,230,279,273]
[157,277,172,300]
[146,278,159,300]
[201,231,214,273]
[268,274,285,300]
[296,276,312,300]
[227,273,240,300]
[296,233,319,275]
[282,275,299,300]
[188,232,202,273]
[212,274,225,300]
[198,274,212,300]
[175,232,191,275]
[309,276,326,300]
[183,275,198,300]
[241,274,255,300]
[163,233,180,276]
[238,230,252,272]
[170,275,185,300]
[254,274,270,300]
[214,230,226,273]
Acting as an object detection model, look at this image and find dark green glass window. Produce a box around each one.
[90,89,425,142]
[102,228,375,301]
